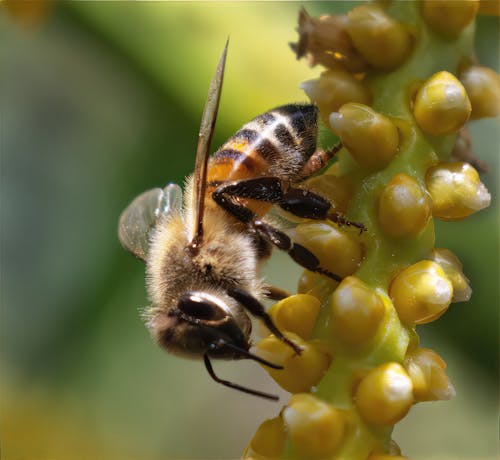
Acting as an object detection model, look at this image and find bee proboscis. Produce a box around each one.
[118,41,364,400]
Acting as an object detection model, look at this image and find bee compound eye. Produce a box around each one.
[178,293,227,322]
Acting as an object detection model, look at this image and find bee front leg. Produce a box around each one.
[227,287,302,356]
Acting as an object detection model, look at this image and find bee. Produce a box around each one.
[118,41,364,400]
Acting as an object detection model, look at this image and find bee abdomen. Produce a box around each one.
[207,104,318,186]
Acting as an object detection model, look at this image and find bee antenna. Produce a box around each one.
[213,339,283,370]
[203,353,280,401]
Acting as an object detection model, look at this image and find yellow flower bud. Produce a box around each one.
[297,270,321,295]
[460,66,500,119]
[330,103,400,169]
[389,260,453,324]
[248,416,286,459]
[355,363,414,425]
[269,294,321,340]
[426,162,491,220]
[283,394,346,458]
[301,69,372,125]
[330,276,385,346]
[413,71,471,136]
[378,173,432,237]
[254,333,331,393]
[290,222,364,279]
[404,348,456,402]
[421,0,479,36]
[478,0,500,15]
[429,248,471,302]
[291,8,369,72]
[346,4,413,69]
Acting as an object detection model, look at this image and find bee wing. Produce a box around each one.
[191,39,228,248]
[118,183,182,261]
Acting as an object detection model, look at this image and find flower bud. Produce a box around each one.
[389,260,453,324]
[297,270,321,295]
[283,394,346,458]
[254,333,331,393]
[429,248,471,302]
[355,363,414,425]
[301,69,372,124]
[291,8,368,72]
[426,162,491,220]
[413,71,471,136]
[460,66,500,119]
[269,294,321,340]
[248,416,286,459]
[404,348,456,401]
[289,222,364,279]
[330,276,385,346]
[346,4,413,69]
[330,103,400,169]
[478,0,500,15]
[305,174,353,214]
[421,0,479,36]
[378,174,431,237]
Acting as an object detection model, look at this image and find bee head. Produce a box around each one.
[150,291,252,359]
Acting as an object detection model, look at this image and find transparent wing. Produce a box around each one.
[118,183,182,261]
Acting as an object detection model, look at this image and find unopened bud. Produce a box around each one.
[355,363,414,425]
[413,71,471,136]
[330,103,400,169]
[426,162,491,220]
[421,0,479,35]
[330,276,385,346]
[283,394,346,458]
[429,248,471,302]
[346,4,413,69]
[389,260,453,324]
[460,66,500,119]
[378,173,431,237]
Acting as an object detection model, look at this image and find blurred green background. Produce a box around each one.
[1,2,498,459]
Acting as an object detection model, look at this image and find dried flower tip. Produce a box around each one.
[413,71,471,136]
[378,173,431,237]
[389,260,453,324]
[426,161,491,220]
[330,103,400,169]
[254,333,331,393]
[247,416,286,459]
[429,248,471,302]
[421,0,479,36]
[460,66,500,119]
[283,394,346,458]
[355,363,414,425]
[268,294,321,340]
[346,4,413,69]
[301,69,372,125]
[330,276,385,346]
[291,8,368,72]
[478,0,500,15]
[404,348,456,401]
[451,127,488,173]
[289,222,364,279]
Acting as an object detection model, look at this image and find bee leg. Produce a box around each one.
[263,285,290,300]
[227,287,303,355]
[213,177,366,232]
[253,220,342,282]
[203,353,280,401]
[299,142,342,178]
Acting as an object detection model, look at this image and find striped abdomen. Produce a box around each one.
[206,104,319,195]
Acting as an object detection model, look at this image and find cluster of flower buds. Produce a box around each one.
[244,2,497,459]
